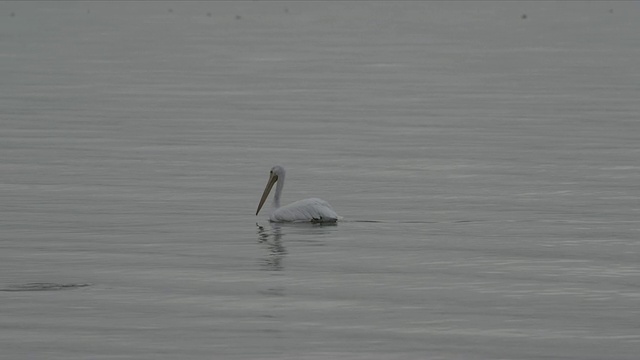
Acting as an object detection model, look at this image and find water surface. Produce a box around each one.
[1,2,640,359]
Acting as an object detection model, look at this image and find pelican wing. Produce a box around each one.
[270,198,338,223]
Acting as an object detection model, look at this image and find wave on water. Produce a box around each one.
[0,283,91,292]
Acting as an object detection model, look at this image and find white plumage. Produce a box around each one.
[256,166,339,223]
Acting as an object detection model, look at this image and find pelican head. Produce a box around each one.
[256,165,285,215]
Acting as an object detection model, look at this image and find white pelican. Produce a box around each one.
[256,166,339,223]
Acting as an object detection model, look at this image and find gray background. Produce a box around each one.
[2,2,639,359]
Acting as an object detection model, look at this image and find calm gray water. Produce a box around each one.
[2,2,640,359]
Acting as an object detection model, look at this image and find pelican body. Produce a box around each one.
[256,166,339,223]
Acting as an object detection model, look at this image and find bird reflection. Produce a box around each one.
[256,221,338,270]
[257,222,287,271]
